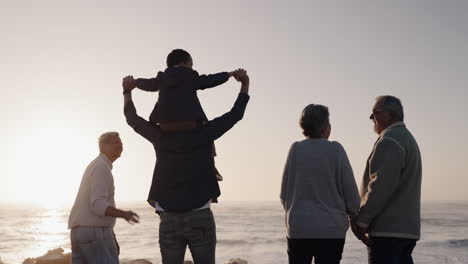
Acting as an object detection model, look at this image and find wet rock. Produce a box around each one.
[22,248,70,264]
[22,248,248,264]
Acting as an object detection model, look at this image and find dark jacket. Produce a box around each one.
[135,66,230,123]
[124,92,250,212]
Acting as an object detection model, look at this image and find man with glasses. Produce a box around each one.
[351,96,422,264]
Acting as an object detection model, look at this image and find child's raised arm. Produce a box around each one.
[196,72,231,90]
[135,71,164,92]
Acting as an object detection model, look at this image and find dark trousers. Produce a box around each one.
[367,237,417,264]
[287,238,345,264]
[158,208,216,264]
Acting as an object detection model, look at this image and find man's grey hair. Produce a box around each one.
[376,95,404,121]
[98,131,119,152]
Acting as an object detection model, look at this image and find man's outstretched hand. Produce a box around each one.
[105,206,140,225]
[122,75,136,91]
[122,210,140,224]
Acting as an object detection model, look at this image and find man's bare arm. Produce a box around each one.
[105,206,140,224]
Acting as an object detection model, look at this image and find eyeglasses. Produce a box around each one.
[370,108,386,119]
[373,108,386,114]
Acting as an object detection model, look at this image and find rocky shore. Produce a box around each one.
[20,248,248,264]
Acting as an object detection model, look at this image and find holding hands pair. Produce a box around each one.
[229,68,249,83]
[122,75,136,91]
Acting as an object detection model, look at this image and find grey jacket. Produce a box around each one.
[356,122,422,240]
[280,139,360,239]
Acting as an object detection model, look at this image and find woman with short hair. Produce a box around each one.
[280,104,360,264]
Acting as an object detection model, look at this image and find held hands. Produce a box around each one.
[230,68,249,83]
[236,69,249,94]
[236,69,249,84]
[122,75,136,91]
[228,70,238,80]
[351,221,371,246]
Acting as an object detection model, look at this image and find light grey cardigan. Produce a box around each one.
[280,139,360,239]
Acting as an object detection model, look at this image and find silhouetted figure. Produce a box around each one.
[122,70,250,264]
[280,104,360,264]
[68,132,140,264]
[125,49,243,181]
[351,96,422,264]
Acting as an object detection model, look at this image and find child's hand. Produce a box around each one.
[229,70,240,81]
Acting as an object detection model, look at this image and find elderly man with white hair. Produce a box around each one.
[352,95,422,264]
[68,132,140,264]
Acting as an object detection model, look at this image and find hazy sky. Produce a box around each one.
[2,0,467,205]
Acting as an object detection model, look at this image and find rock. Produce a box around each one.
[23,248,248,264]
[22,248,70,264]
[226,258,248,264]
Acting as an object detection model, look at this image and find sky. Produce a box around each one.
[1,0,467,206]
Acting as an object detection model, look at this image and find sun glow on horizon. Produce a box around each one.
[10,119,98,207]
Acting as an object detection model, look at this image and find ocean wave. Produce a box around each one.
[250,236,286,244]
[422,239,468,249]
[421,217,468,227]
[218,239,246,245]
[448,239,468,248]
[218,237,285,246]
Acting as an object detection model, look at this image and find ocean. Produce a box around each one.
[0,201,467,264]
